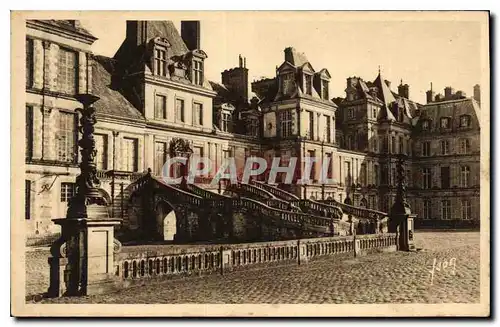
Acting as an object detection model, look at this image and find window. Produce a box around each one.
[281,72,294,95]
[193,60,203,86]
[440,117,450,129]
[374,164,379,185]
[460,115,471,128]
[305,74,312,95]
[326,153,333,179]
[94,134,108,170]
[391,168,396,186]
[441,200,451,220]
[56,112,76,163]
[440,140,449,155]
[344,161,351,185]
[175,98,185,123]
[26,38,33,88]
[154,48,167,77]
[325,116,331,143]
[423,199,432,219]
[154,141,167,176]
[373,135,379,152]
[279,110,293,138]
[322,80,329,100]
[360,163,367,186]
[26,106,33,160]
[460,138,471,154]
[309,151,317,181]
[308,111,314,140]
[60,182,76,202]
[422,168,431,189]
[155,94,167,119]
[422,141,431,157]
[248,119,258,137]
[391,136,396,154]
[421,120,430,131]
[461,200,472,220]
[222,113,232,132]
[25,180,31,220]
[348,108,355,119]
[193,102,203,126]
[441,166,450,189]
[399,136,404,154]
[193,146,204,173]
[57,47,77,95]
[461,166,470,187]
[123,138,138,172]
[372,107,377,119]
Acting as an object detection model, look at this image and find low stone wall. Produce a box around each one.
[113,233,397,287]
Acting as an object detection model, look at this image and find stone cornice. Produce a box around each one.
[27,20,97,45]
[144,75,217,98]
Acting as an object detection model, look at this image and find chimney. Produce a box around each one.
[444,86,455,100]
[221,55,249,104]
[284,47,295,63]
[473,84,481,106]
[398,80,410,99]
[426,82,435,104]
[239,54,243,67]
[181,21,201,51]
[243,57,246,68]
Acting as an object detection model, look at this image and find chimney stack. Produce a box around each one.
[181,21,201,51]
[473,84,481,106]
[444,86,455,100]
[426,82,435,104]
[398,80,410,99]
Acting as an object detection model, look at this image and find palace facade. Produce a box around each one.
[24,19,481,237]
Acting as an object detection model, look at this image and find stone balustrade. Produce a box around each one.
[250,180,300,201]
[294,199,343,220]
[321,199,388,221]
[113,233,398,284]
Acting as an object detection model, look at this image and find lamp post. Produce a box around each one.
[49,93,122,297]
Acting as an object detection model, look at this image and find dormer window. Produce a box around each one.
[193,59,203,86]
[422,120,430,131]
[281,72,294,95]
[305,74,312,95]
[154,48,167,76]
[322,80,329,100]
[460,115,471,128]
[440,117,451,129]
[222,112,232,132]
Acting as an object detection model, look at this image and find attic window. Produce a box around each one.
[440,117,451,129]
[304,74,312,95]
[154,48,168,77]
[322,80,329,100]
[460,115,471,128]
[193,59,203,86]
[421,120,430,131]
[281,72,294,95]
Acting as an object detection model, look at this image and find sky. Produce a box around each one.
[80,13,483,104]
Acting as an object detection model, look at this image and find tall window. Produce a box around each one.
[309,151,317,181]
[25,180,31,220]
[60,182,76,202]
[193,60,203,85]
[441,200,451,220]
[305,74,312,95]
[154,141,167,176]
[175,98,185,123]
[399,136,404,154]
[422,141,431,157]
[281,72,294,95]
[123,138,138,172]
[423,199,432,219]
[279,110,293,138]
[154,48,167,77]
[222,113,231,132]
[391,136,396,154]
[461,200,472,220]
[440,117,450,129]
[94,134,108,170]
[248,118,258,137]
[155,94,167,119]
[372,107,377,119]
[460,115,471,128]
[326,153,333,179]
[308,111,314,140]
[193,102,203,126]
[26,106,33,160]
[460,138,471,154]
[461,166,470,187]
[57,47,77,94]
[440,140,449,155]
[325,116,331,143]
[56,112,76,163]
[347,108,355,119]
[421,120,430,131]
[422,168,431,189]
[360,163,367,186]
[26,38,33,88]
[441,166,450,189]
[322,80,329,100]
[374,164,379,185]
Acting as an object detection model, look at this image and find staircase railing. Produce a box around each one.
[250,180,300,201]
[321,200,388,221]
[293,199,343,219]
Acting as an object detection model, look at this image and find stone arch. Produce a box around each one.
[344,196,352,205]
[360,197,368,208]
[156,200,177,241]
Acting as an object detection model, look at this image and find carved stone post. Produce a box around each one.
[48,94,122,297]
[389,154,416,251]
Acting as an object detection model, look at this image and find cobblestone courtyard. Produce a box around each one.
[26,231,481,304]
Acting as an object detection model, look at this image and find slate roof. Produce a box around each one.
[417,97,480,131]
[91,55,145,121]
[36,20,97,40]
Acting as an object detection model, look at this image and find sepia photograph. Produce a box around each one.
[10,10,490,317]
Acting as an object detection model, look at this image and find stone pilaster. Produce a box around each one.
[31,105,43,160]
[32,39,44,89]
[78,52,87,94]
[44,42,59,92]
[87,55,93,94]
[41,106,55,160]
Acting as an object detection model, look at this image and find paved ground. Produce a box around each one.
[26,231,480,304]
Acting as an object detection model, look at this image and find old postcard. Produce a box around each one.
[11,11,490,317]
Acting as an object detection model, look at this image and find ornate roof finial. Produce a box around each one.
[378,65,381,75]
[400,78,403,85]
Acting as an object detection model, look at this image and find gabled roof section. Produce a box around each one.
[276,61,296,73]
[373,73,396,107]
[92,55,145,121]
[316,68,331,79]
[300,62,315,74]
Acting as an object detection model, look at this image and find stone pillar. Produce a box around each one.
[297,240,308,265]
[78,52,87,94]
[32,39,44,89]
[220,246,232,275]
[41,107,54,160]
[44,42,59,91]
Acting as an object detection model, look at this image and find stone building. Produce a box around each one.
[24,19,481,238]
